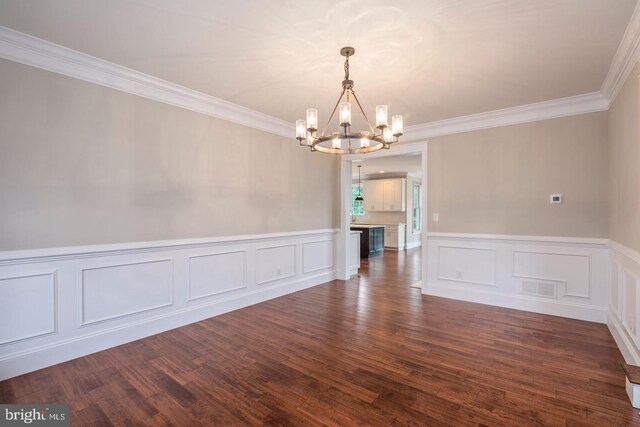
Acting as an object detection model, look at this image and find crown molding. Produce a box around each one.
[0,23,629,144]
[601,1,640,104]
[0,26,293,138]
[403,92,609,140]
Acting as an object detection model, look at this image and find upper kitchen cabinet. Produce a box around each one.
[383,179,405,211]
[363,180,384,212]
[363,179,406,212]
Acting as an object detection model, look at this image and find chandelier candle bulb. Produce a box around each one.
[296,120,306,140]
[360,132,370,148]
[392,115,403,136]
[306,109,318,131]
[376,105,388,128]
[383,127,393,143]
[339,102,352,126]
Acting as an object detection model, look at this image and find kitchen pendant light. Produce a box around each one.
[355,165,364,201]
[296,47,404,154]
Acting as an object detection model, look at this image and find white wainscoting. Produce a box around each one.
[303,239,333,274]
[608,240,640,365]
[80,258,174,326]
[438,246,497,286]
[348,231,361,277]
[0,229,337,380]
[0,271,56,345]
[256,243,297,285]
[426,233,609,323]
[187,250,246,301]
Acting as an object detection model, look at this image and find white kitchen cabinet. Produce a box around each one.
[363,181,384,212]
[384,224,406,250]
[363,179,405,212]
[383,179,405,211]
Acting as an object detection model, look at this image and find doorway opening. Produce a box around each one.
[338,142,428,291]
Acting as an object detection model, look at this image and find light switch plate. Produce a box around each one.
[433,213,439,222]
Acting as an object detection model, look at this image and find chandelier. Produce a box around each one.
[296,47,403,154]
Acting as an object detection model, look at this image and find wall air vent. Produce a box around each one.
[521,279,558,299]
[537,282,556,298]
[522,280,538,295]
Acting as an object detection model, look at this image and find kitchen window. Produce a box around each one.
[412,182,422,232]
[352,184,365,215]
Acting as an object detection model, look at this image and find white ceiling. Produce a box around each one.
[0,0,636,129]
[352,154,422,178]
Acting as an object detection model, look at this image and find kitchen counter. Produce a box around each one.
[352,223,406,227]
[352,223,407,251]
[350,225,384,258]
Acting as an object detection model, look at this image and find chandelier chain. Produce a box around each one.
[344,55,350,81]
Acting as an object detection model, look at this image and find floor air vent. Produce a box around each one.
[521,279,558,298]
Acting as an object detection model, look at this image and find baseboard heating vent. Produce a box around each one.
[521,279,558,298]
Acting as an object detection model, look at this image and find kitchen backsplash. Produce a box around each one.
[352,211,405,225]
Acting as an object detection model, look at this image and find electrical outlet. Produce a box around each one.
[456,271,463,280]
[276,268,281,277]
[433,213,439,222]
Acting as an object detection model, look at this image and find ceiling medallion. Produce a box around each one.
[296,47,403,154]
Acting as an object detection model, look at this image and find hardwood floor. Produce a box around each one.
[1,248,637,426]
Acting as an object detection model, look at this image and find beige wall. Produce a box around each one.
[427,112,609,237]
[0,59,338,251]
[608,62,640,252]
[3,55,632,251]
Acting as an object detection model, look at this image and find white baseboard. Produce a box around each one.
[0,229,338,380]
[406,241,421,249]
[425,282,607,323]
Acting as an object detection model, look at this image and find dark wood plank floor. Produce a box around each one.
[1,248,637,426]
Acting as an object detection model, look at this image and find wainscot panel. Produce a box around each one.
[303,239,334,274]
[256,244,297,285]
[437,246,496,286]
[80,258,174,326]
[187,250,246,301]
[0,272,56,345]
